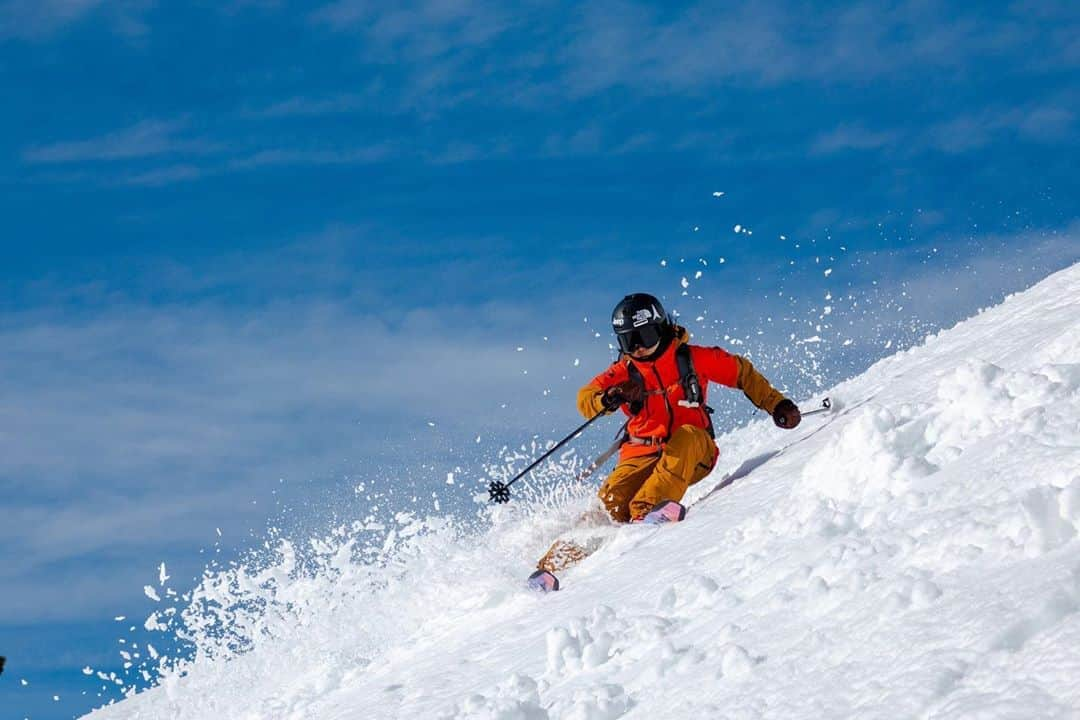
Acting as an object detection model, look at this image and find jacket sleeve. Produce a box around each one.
[694,346,786,414]
[576,361,629,418]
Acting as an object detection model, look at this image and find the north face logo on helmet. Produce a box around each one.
[613,316,626,327]
[632,306,658,327]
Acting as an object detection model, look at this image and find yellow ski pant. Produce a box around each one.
[598,424,717,522]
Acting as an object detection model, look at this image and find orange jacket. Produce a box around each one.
[577,328,787,460]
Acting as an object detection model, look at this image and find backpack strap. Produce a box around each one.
[624,358,646,416]
[675,344,715,438]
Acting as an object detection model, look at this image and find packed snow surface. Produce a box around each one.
[88,264,1080,719]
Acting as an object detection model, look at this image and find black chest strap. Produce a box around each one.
[625,360,646,415]
[675,344,715,438]
[675,344,703,406]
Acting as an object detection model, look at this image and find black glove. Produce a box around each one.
[602,379,645,412]
[772,399,801,429]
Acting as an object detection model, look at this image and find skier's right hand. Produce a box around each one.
[772,398,802,428]
[602,379,645,411]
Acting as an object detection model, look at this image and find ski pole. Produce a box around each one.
[801,397,831,417]
[575,419,629,484]
[488,409,608,504]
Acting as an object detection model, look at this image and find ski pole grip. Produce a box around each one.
[801,397,832,417]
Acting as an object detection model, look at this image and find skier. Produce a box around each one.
[581,292,801,523]
[533,293,800,582]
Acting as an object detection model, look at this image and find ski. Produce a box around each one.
[527,501,688,592]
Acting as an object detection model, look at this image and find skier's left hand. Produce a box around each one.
[772,399,801,429]
[602,379,645,411]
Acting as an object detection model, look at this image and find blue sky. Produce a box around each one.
[1,1,1077,717]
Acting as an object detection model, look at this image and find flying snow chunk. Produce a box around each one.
[427,422,436,427]
[446,473,455,485]
[824,268,833,277]
[712,191,725,197]
[82,667,94,675]
[734,224,742,233]
[143,585,161,602]
[681,277,689,288]
[694,271,703,279]
[158,562,169,585]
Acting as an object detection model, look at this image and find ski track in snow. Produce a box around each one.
[88,264,1080,720]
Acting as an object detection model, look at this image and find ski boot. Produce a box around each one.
[635,499,688,525]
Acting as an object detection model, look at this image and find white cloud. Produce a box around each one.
[811,125,902,155]
[23,119,217,165]
[313,0,509,59]
[554,0,1062,96]
[225,143,397,170]
[926,102,1076,154]
[121,163,206,186]
[296,0,1080,135]
[0,0,103,39]
[809,97,1076,159]
[0,0,151,41]
[245,93,372,119]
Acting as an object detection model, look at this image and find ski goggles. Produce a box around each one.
[616,324,663,353]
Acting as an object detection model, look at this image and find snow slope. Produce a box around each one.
[88,263,1080,720]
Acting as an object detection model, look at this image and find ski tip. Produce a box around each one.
[527,569,560,592]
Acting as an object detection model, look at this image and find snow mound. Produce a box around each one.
[87,263,1080,719]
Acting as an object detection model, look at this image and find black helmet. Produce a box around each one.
[611,293,672,353]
